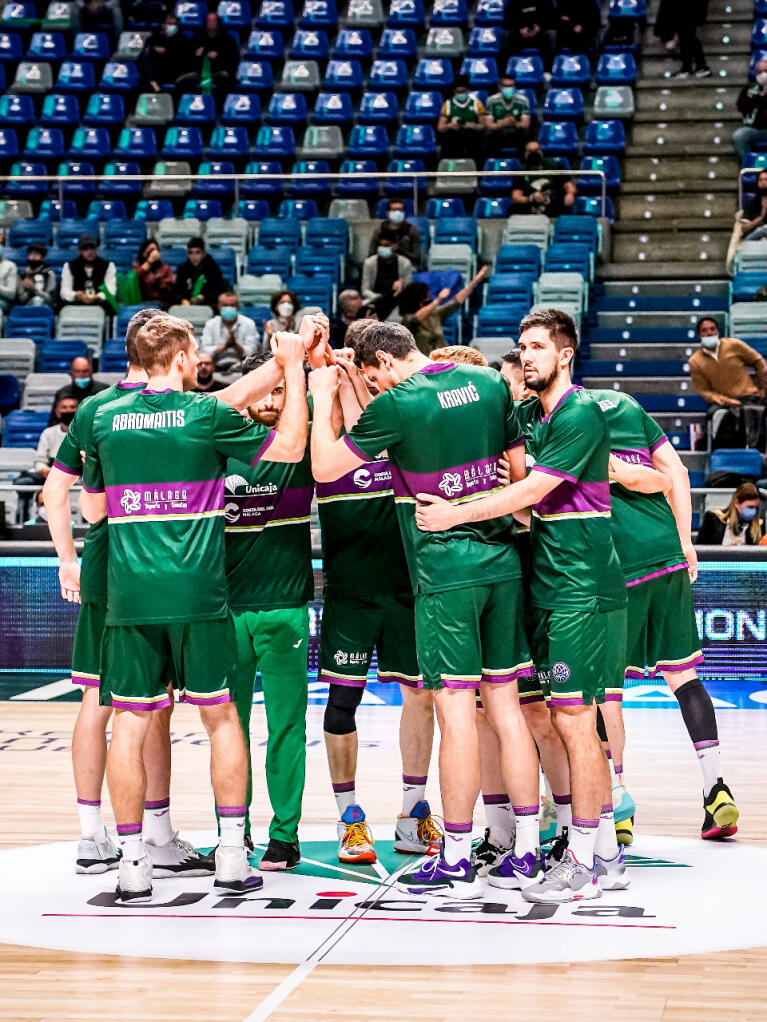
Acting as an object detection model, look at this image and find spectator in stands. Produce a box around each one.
[24,489,49,526]
[555,0,602,57]
[174,237,229,311]
[0,248,18,313]
[668,0,710,79]
[740,171,767,240]
[697,482,765,546]
[80,0,117,36]
[36,397,79,478]
[437,75,487,160]
[484,72,531,159]
[49,357,108,425]
[690,317,767,449]
[733,60,767,159]
[15,243,56,308]
[177,11,240,102]
[512,140,576,216]
[60,234,117,307]
[330,289,364,348]
[138,11,194,94]
[263,289,302,342]
[654,0,678,53]
[368,200,423,270]
[201,291,260,371]
[398,268,488,355]
[193,352,227,393]
[134,239,175,307]
[361,226,414,306]
[503,0,557,72]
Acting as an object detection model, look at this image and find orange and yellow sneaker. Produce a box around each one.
[337,804,377,864]
[394,800,443,855]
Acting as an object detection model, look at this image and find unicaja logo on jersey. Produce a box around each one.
[438,472,462,498]
[353,468,372,489]
[120,489,142,514]
[225,473,249,493]
[552,661,571,683]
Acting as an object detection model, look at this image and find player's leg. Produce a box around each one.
[520,699,572,837]
[474,701,515,875]
[252,605,309,871]
[224,609,260,845]
[320,597,378,863]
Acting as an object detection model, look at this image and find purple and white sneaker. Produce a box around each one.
[213,845,264,894]
[396,853,485,900]
[487,848,546,890]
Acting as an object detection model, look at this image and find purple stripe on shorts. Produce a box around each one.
[441,676,483,690]
[82,483,104,494]
[654,652,705,673]
[116,822,142,835]
[444,821,473,833]
[482,793,509,805]
[377,671,422,689]
[623,667,645,680]
[603,691,623,702]
[626,562,688,588]
[481,665,536,685]
[549,695,586,707]
[106,477,224,520]
[316,460,392,499]
[650,436,670,454]
[392,456,501,503]
[519,691,545,705]
[694,740,719,751]
[218,805,247,817]
[552,794,572,806]
[333,781,356,793]
[534,477,611,517]
[343,433,375,463]
[512,805,539,816]
[571,817,599,829]
[145,798,169,810]
[403,775,427,785]
[181,691,230,707]
[318,671,366,689]
[52,460,81,476]
[540,385,582,423]
[251,429,276,465]
[77,798,101,807]
[611,447,653,469]
[112,695,172,712]
[71,673,99,688]
[419,362,455,374]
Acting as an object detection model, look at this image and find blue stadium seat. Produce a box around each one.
[334,159,379,196]
[0,2,36,24]
[0,94,33,126]
[425,197,465,218]
[709,448,763,478]
[114,127,157,161]
[57,218,100,248]
[477,304,526,336]
[0,31,22,63]
[68,127,110,160]
[208,125,250,159]
[247,244,293,277]
[544,242,591,275]
[313,91,354,125]
[57,60,96,92]
[288,159,331,197]
[100,61,139,92]
[266,91,307,125]
[475,196,511,218]
[3,409,50,443]
[578,155,621,193]
[495,243,541,274]
[71,32,111,62]
[387,0,424,27]
[175,1,207,27]
[98,161,143,197]
[290,28,329,59]
[369,58,409,91]
[41,339,89,373]
[158,247,188,272]
[480,158,519,196]
[7,305,55,341]
[240,160,284,197]
[27,32,67,61]
[40,93,80,127]
[596,52,637,86]
[220,92,262,126]
[430,0,469,26]
[135,199,174,221]
[554,215,599,248]
[253,125,296,160]
[485,272,534,304]
[539,121,578,158]
[414,58,453,89]
[161,126,203,160]
[306,215,347,250]
[6,162,48,197]
[0,127,18,161]
[467,26,501,56]
[358,91,399,124]
[583,119,626,155]
[608,0,646,18]
[334,28,373,60]
[287,273,333,309]
[393,124,436,159]
[236,198,271,221]
[191,161,236,197]
[218,1,253,30]
[753,19,767,48]
[184,199,223,221]
[383,159,426,196]
[259,216,302,247]
[176,93,217,126]
[461,57,498,88]
[323,59,363,90]
[246,28,285,59]
[8,218,52,247]
[379,27,417,59]
[295,246,339,280]
[236,60,274,92]
[87,200,127,221]
[22,127,65,163]
[100,339,129,372]
[37,199,77,221]
[83,92,125,126]
[102,219,146,247]
[505,54,544,88]
[474,0,505,24]
[434,216,477,249]
[543,88,585,122]
[299,0,337,27]
[731,271,767,303]
[255,0,294,28]
[55,161,96,196]
[347,125,390,160]
[574,195,615,219]
[403,90,443,124]
[551,53,592,88]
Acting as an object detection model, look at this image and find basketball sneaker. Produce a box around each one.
[472,828,510,877]
[397,852,484,900]
[145,833,215,877]
[701,779,739,840]
[544,826,569,866]
[394,800,442,855]
[615,815,634,846]
[115,854,152,904]
[539,795,557,844]
[613,783,636,846]
[594,848,631,890]
[260,839,301,871]
[522,850,601,904]
[214,845,264,893]
[75,827,121,874]
[337,804,377,864]
[487,848,546,890]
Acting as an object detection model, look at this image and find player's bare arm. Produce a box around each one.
[415,467,562,532]
[80,486,107,525]
[608,454,672,495]
[43,466,81,602]
[651,439,698,582]
[309,366,367,482]
[259,332,309,463]
[215,322,323,410]
[497,448,532,527]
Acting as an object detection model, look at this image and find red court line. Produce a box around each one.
[42,913,676,929]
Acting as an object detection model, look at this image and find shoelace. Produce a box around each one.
[542,854,577,884]
[344,820,373,848]
[417,812,444,846]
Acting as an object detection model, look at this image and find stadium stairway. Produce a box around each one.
[605,0,752,280]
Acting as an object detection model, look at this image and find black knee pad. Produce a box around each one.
[324,684,364,736]
[595,705,608,743]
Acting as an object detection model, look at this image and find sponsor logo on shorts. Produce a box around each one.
[552,661,571,683]
[120,488,142,514]
[334,650,367,666]
[439,472,463,498]
[334,650,349,666]
[353,468,373,489]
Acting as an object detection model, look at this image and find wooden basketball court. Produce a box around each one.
[1,699,765,1021]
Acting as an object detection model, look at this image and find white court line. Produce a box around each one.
[10,678,73,701]
[242,961,318,1022]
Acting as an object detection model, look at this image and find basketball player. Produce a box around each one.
[317,324,440,866]
[79,316,308,902]
[310,322,540,899]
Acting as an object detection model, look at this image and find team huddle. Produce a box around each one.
[44,305,740,905]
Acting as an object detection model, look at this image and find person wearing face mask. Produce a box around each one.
[484,73,531,159]
[16,242,57,307]
[437,75,487,160]
[138,12,194,94]
[201,291,260,372]
[36,397,79,478]
[733,61,767,159]
[361,227,413,306]
[264,289,303,343]
[697,482,765,545]
[49,356,108,424]
[689,317,767,449]
[134,239,175,307]
[512,142,577,216]
[369,200,422,270]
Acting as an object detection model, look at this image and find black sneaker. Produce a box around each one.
[259,838,301,871]
[471,827,509,877]
[244,833,254,853]
[545,826,569,866]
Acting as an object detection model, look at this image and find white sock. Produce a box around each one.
[143,798,173,845]
[568,817,598,869]
[595,803,619,860]
[482,794,514,847]
[333,782,356,817]
[443,823,472,865]
[402,774,427,816]
[219,807,246,848]
[77,798,103,840]
[552,794,572,835]
[512,806,539,856]
[116,824,144,861]
[696,741,721,793]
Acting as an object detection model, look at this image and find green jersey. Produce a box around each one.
[441,95,485,124]
[486,90,530,131]
[82,388,275,626]
[514,386,626,612]
[315,457,410,598]
[224,445,314,611]
[345,362,521,595]
[589,389,686,585]
[53,381,146,605]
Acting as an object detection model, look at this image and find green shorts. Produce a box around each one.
[625,567,703,680]
[415,578,533,692]
[319,592,421,689]
[531,605,627,707]
[72,601,106,689]
[100,615,237,712]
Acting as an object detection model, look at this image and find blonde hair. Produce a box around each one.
[431,345,488,367]
[135,314,195,374]
[713,481,763,542]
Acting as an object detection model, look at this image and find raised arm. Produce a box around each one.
[308,366,367,482]
[260,334,308,463]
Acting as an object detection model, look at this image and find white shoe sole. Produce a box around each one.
[151,865,215,878]
[394,836,433,854]
[486,871,541,891]
[395,875,486,900]
[522,882,602,904]
[600,873,631,891]
[213,875,264,893]
[75,859,119,875]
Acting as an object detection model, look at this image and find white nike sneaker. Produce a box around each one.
[594,848,631,890]
[145,832,215,877]
[116,853,153,904]
[394,800,442,855]
[214,845,264,894]
[76,827,121,874]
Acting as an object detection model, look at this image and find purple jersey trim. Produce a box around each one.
[392,455,501,502]
[540,385,582,423]
[106,478,224,519]
[225,485,313,528]
[531,464,579,485]
[52,459,81,476]
[82,483,104,494]
[535,478,610,517]
[343,433,375,463]
[419,361,456,374]
[611,446,653,469]
[142,388,174,395]
[116,381,147,390]
[315,460,392,499]
[506,437,525,451]
[626,562,688,588]
[251,429,276,465]
[649,436,670,454]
